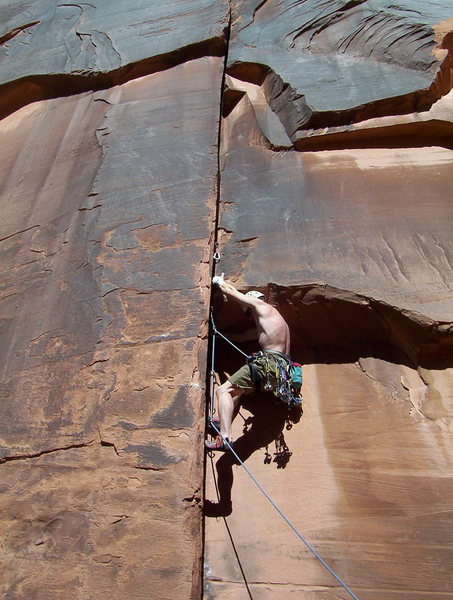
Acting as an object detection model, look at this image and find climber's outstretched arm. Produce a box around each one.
[213,275,267,314]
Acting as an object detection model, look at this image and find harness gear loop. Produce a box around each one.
[210,316,302,407]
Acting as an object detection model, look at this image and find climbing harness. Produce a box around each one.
[207,314,361,600]
[247,350,303,407]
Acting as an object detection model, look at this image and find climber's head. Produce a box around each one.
[245,291,265,302]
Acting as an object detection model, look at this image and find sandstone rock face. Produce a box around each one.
[0,0,228,118]
[205,2,453,600]
[228,1,451,136]
[0,1,452,600]
[0,22,225,598]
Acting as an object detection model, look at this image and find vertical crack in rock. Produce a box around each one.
[1,13,230,592]
[202,1,234,594]
[214,6,232,249]
[207,4,452,600]
[1,2,452,600]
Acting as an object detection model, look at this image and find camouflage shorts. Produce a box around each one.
[228,354,279,395]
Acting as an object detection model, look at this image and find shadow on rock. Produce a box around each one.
[204,395,303,518]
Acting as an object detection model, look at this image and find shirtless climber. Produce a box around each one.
[205,275,293,451]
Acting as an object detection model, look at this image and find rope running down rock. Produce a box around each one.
[207,311,361,600]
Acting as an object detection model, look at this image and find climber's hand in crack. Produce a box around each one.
[212,273,225,286]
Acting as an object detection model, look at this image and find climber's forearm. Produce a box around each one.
[213,276,253,308]
[217,280,246,303]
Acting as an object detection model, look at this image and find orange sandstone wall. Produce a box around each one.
[0,2,228,597]
[0,2,452,600]
[205,2,453,599]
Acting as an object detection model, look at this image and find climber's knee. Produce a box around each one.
[217,380,243,400]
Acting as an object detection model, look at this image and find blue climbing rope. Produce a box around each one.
[211,313,250,359]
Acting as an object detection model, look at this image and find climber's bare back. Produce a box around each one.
[253,303,290,354]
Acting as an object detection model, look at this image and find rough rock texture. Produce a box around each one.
[205,1,453,600]
[205,361,453,599]
[0,1,452,600]
[0,0,228,118]
[0,36,224,600]
[227,1,452,135]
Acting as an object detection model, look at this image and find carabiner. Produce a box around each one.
[213,242,221,263]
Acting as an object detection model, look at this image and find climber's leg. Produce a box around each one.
[205,381,243,451]
[217,380,243,439]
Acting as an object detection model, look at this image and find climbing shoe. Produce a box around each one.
[203,499,232,517]
[204,435,231,452]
